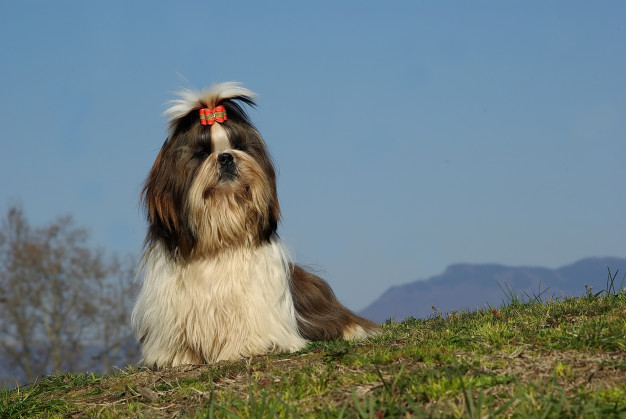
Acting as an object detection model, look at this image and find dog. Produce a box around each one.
[131,82,378,367]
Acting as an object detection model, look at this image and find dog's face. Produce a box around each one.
[142,85,280,260]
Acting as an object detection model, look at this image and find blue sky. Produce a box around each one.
[1,1,624,311]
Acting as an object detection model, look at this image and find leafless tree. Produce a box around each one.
[0,206,139,385]
[91,253,141,375]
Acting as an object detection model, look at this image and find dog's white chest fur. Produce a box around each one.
[131,239,307,366]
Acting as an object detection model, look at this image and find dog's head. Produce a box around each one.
[142,82,280,260]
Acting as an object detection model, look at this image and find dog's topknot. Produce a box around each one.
[165,81,257,122]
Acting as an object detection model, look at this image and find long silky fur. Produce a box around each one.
[132,239,306,366]
[132,82,379,368]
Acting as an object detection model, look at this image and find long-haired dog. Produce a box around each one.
[132,82,378,367]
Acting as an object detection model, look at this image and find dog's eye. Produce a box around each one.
[193,149,210,160]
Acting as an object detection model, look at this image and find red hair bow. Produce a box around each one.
[200,105,227,125]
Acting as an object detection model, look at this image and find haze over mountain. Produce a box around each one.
[359,257,626,323]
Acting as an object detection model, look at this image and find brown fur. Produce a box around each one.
[289,264,379,340]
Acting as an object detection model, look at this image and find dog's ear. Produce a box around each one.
[141,143,196,256]
[143,147,178,230]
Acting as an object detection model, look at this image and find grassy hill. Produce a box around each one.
[2,273,625,418]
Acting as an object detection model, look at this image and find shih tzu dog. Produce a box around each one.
[132,82,378,367]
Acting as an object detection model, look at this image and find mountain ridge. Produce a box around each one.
[359,256,626,323]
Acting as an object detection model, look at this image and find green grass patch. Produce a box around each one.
[2,275,625,418]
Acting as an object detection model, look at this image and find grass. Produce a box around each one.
[2,270,625,418]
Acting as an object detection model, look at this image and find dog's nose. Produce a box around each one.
[218,152,237,181]
[217,153,234,165]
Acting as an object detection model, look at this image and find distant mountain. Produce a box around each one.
[359,257,626,323]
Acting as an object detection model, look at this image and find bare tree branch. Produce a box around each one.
[0,205,139,385]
